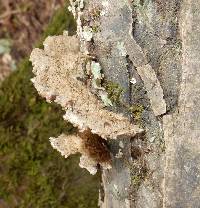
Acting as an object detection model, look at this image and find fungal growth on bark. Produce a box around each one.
[30,33,142,174]
[50,129,112,174]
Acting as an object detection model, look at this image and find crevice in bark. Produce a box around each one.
[126,55,134,122]
[131,0,183,114]
[130,132,149,207]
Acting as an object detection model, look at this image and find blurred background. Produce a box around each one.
[0,1,99,207]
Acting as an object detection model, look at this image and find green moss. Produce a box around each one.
[0,5,99,208]
[159,140,166,152]
[129,104,144,123]
[103,81,124,105]
[92,25,100,33]
[37,3,76,48]
[131,162,148,191]
[132,175,142,188]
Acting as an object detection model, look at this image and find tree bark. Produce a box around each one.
[32,0,200,207]
[76,0,200,207]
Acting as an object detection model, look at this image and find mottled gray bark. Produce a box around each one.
[80,0,200,207]
[163,1,200,207]
[31,0,200,207]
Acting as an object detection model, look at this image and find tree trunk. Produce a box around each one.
[76,0,200,207]
[31,0,200,207]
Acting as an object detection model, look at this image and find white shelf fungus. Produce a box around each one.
[30,33,142,174]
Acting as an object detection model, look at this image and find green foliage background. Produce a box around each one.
[0,4,99,208]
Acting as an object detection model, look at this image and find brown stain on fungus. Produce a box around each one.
[78,129,111,164]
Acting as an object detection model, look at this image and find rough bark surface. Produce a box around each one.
[30,0,200,207]
[163,1,200,207]
[83,0,199,207]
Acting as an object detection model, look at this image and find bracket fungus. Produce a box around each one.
[50,129,111,175]
[30,33,142,174]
